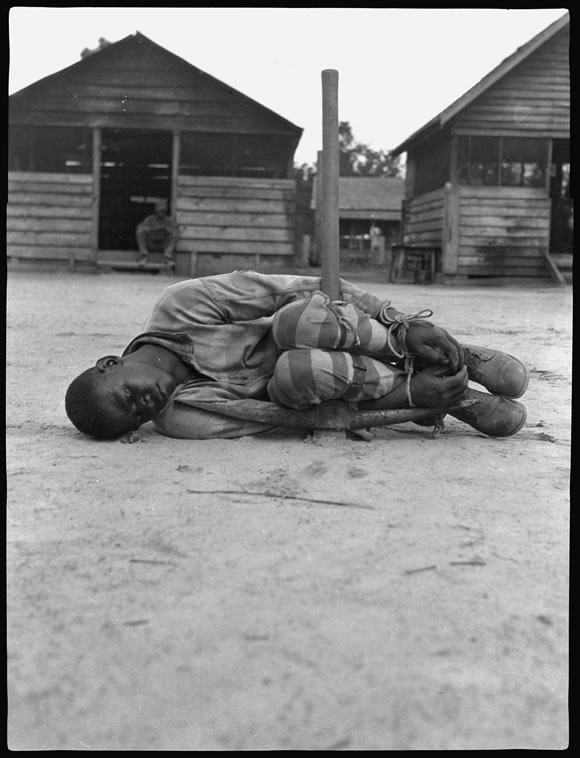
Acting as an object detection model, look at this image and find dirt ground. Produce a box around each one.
[6,268,571,750]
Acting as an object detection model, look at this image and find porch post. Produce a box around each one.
[90,126,101,264]
[442,181,459,275]
[171,129,183,273]
[171,130,180,218]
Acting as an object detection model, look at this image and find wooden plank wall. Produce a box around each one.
[402,187,446,246]
[456,186,550,277]
[175,176,296,276]
[11,39,298,136]
[454,28,569,137]
[7,172,95,266]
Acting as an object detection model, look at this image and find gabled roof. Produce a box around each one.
[390,12,569,156]
[311,176,404,220]
[10,31,303,135]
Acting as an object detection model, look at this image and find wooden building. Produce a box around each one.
[311,176,404,268]
[390,13,571,283]
[8,32,303,276]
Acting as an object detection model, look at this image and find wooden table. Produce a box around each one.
[390,244,441,283]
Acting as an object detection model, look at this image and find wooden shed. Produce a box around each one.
[390,12,571,283]
[311,176,404,268]
[8,32,303,276]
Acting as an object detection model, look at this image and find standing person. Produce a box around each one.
[369,222,384,253]
[135,199,179,266]
[65,270,529,441]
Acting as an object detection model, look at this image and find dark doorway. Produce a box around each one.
[549,139,572,254]
[99,128,173,251]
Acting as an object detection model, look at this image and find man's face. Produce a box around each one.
[95,358,175,435]
[154,201,168,218]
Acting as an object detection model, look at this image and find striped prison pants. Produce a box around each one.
[266,291,407,409]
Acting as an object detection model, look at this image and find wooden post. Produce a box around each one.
[442,182,459,275]
[171,130,180,214]
[171,129,180,266]
[317,71,344,442]
[90,126,101,266]
[320,69,340,300]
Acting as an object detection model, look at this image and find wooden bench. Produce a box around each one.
[390,244,441,284]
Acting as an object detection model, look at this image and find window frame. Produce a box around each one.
[179,131,291,178]
[456,135,549,189]
[8,124,93,174]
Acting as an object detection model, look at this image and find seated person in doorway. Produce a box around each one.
[136,199,178,266]
[65,270,529,441]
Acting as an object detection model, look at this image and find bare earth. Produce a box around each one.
[6,270,570,750]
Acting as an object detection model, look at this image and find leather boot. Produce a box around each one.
[463,344,529,399]
[449,387,526,437]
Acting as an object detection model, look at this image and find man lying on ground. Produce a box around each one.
[65,270,529,440]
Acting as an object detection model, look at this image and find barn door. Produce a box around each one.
[98,128,173,251]
[549,139,572,254]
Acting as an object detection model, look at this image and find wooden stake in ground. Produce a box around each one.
[317,69,345,440]
[320,69,340,301]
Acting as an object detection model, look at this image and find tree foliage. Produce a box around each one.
[80,37,112,59]
[338,121,403,177]
[294,121,404,179]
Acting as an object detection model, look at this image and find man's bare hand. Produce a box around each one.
[405,322,465,373]
[410,365,468,408]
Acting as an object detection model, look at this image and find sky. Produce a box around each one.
[8,7,568,166]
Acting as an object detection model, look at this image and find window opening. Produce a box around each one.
[457,136,547,188]
[9,125,92,173]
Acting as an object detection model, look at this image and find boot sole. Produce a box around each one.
[505,354,530,399]
[466,349,530,399]
[449,394,527,437]
[488,401,527,437]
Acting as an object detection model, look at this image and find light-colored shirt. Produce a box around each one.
[137,213,177,252]
[123,271,393,438]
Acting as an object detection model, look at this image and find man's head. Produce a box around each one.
[65,355,174,439]
[153,199,169,218]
